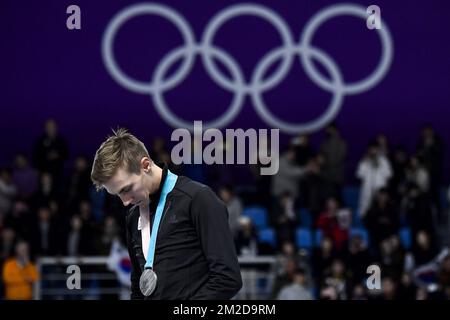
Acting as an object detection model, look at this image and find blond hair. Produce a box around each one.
[91,128,150,191]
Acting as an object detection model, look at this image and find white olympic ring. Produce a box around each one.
[102,2,393,134]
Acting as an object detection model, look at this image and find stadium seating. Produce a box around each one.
[243,206,268,229]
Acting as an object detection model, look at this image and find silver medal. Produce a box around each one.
[139,269,157,296]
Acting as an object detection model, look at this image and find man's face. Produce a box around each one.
[16,242,29,258]
[103,164,150,207]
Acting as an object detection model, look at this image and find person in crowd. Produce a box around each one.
[416,124,445,213]
[356,142,392,217]
[30,172,58,210]
[300,156,335,221]
[388,145,408,201]
[0,228,16,264]
[273,192,298,246]
[277,267,313,300]
[345,234,373,287]
[401,183,435,239]
[397,272,418,299]
[235,216,259,256]
[291,134,315,167]
[12,153,38,201]
[321,259,349,300]
[319,123,347,193]
[364,188,399,247]
[65,215,94,256]
[32,119,69,188]
[66,155,92,213]
[316,197,350,252]
[350,283,368,300]
[95,216,121,255]
[0,168,17,216]
[405,155,429,194]
[379,277,397,300]
[2,241,39,300]
[218,184,243,238]
[378,235,405,281]
[376,134,390,158]
[3,200,32,241]
[271,258,298,299]
[29,206,61,256]
[271,147,307,202]
[412,230,438,267]
[312,237,339,290]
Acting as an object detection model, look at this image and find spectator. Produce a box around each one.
[291,134,314,167]
[150,136,169,163]
[29,206,60,256]
[0,168,17,216]
[12,153,38,200]
[78,200,97,231]
[248,135,273,208]
[389,145,408,201]
[271,258,298,299]
[300,156,335,220]
[30,172,58,211]
[316,197,350,252]
[321,259,348,300]
[275,242,305,275]
[66,215,94,256]
[380,277,397,300]
[397,272,418,299]
[218,184,243,238]
[319,285,339,300]
[351,284,367,300]
[405,155,429,194]
[319,123,347,192]
[273,192,298,245]
[412,230,438,266]
[437,254,450,289]
[32,119,69,188]
[2,241,39,300]
[364,188,399,247]
[235,216,259,256]
[95,216,120,255]
[277,267,313,300]
[356,142,392,217]
[416,125,445,212]
[312,237,339,290]
[271,147,306,201]
[376,134,390,158]
[416,287,428,300]
[66,155,92,213]
[345,234,373,286]
[378,235,405,281]
[0,228,16,262]
[4,200,32,241]
[401,183,435,239]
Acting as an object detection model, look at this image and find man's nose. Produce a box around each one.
[120,195,133,207]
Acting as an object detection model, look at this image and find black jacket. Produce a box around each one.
[125,165,242,300]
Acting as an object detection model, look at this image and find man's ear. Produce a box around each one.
[141,157,152,172]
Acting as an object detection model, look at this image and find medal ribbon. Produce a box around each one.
[144,170,178,269]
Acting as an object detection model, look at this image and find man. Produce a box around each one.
[356,142,392,217]
[319,123,347,191]
[2,241,40,300]
[276,267,312,300]
[91,128,242,299]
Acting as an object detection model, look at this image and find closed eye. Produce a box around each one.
[119,184,132,195]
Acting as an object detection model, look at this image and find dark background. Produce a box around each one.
[1,0,449,182]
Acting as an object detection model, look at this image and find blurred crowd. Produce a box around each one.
[0,119,449,300]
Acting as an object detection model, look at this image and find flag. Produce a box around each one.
[107,239,132,287]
